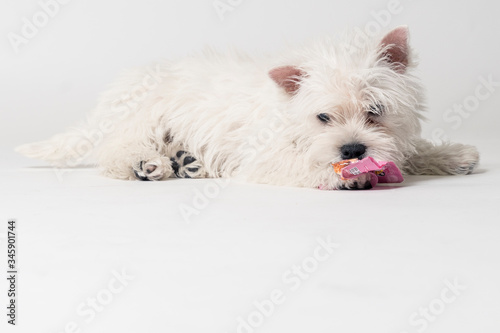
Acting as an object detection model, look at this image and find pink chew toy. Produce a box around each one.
[331,156,404,188]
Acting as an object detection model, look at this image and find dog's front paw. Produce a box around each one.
[170,150,207,178]
[133,158,172,181]
[338,173,374,190]
[319,173,373,190]
[337,173,373,190]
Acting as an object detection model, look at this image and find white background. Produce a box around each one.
[1,1,500,333]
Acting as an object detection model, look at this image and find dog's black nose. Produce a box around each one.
[340,143,366,160]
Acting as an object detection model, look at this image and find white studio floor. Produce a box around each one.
[1,140,499,333]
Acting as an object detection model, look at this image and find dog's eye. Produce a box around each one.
[317,113,330,123]
[368,104,385,116]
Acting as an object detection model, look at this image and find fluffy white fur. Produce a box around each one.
[16,26,479,190]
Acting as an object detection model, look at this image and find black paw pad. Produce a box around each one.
[170,157,180,174]
[171,150,201,178]
[183,156,196,165]
[134,161,150,181]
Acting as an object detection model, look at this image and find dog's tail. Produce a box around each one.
[15,120,101,167]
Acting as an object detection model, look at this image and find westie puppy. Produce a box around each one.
[17,26,479,190]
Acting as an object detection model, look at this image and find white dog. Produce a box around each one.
[17,26,479,190]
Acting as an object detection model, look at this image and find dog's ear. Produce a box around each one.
[269,66,305,95]
[379,26,410,73]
